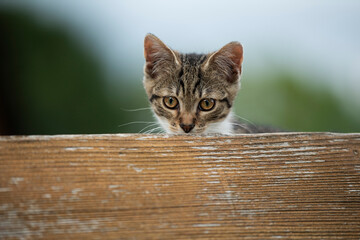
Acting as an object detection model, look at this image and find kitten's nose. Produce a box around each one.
[180,123,195,133]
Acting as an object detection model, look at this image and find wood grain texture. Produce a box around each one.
[0,132,359,239]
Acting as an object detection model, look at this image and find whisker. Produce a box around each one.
[118,121,157,128]
[139,123,159,133]
[154,128,165,134]
[144,126,163,134]
[149,127,163,134]
[232,112,257,128]
[120,107,152,112]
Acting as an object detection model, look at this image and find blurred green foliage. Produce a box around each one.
[0,10,359,135]
[0,10,152,134]
[236,73,360,132]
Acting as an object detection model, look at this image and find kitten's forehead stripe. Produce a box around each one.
[179,79,185,95]
[193,79,201,95]
[178,68,183,78]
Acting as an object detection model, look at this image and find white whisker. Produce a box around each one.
[232,112,257,128]
[144,126,163,134]
[120,107,152,112]
[118,121,157,128]
[139,123,159,133]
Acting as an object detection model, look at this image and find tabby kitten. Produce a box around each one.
[143,33,273,134]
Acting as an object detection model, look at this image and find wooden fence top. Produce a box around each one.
[0,132,360,239]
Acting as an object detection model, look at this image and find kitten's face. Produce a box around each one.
[143,34,243,134]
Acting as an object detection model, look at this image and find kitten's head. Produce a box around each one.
[143,33,243,134]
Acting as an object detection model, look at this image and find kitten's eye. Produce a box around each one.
[199,98,215,111]
[163,96,179,109]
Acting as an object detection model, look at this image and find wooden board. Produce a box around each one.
[0,133,360,239]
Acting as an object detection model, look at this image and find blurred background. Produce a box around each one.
[0,0,359,135]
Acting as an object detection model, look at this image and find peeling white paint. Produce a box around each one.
[0,187,12,192]
[127,164,143,173]
[196,156,220,159]
[69,162,80,166]
[132,167,144,173]
[10,177,24,185]
[196,155,244,160]
[285,160,312,164]
[193,223,221,227]
[42,194,51,199]
[71,188,83,194]
[200,152,219,157]
[213,159,225,162]
[112,190,124,194]
[293,171,315,174]
[206,181,221,184]
[192,146,218,150]
[51,186,63,191]
[0,204,11,210]
[198,212,209,216]
[240,146,328,156]
[135,134,169,140]
[53,218,112,233]
[329,138,347,142]
[209,175,221,178]
[64,147,94,151]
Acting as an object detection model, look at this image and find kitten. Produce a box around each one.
[143,33,277,134]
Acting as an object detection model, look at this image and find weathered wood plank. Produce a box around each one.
[0,133,359,239]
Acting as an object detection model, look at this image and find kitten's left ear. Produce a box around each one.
[203,42,243,84]
[144,33,180,79]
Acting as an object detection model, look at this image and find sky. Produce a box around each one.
[1,0,360,102]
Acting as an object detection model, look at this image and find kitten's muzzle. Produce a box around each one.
[180,123,195,133]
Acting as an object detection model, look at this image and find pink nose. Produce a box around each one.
[180,123,195,133]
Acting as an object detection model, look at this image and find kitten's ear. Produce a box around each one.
[144,33,180,79]
[203,42,243,84]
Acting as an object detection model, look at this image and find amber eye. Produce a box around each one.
[199,98,215,111]
[163,96,179,109]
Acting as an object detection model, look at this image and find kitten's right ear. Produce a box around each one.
[144,33,180,79]
[202,41,243,84]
